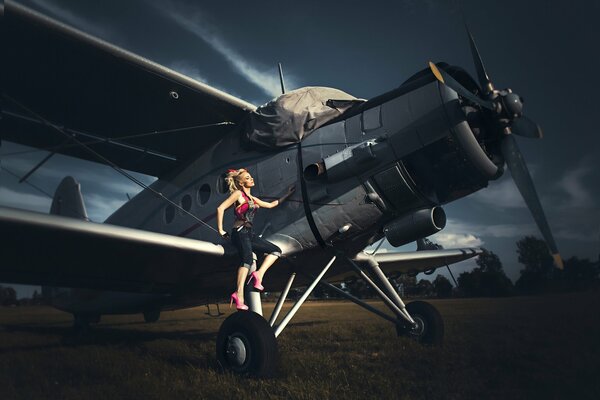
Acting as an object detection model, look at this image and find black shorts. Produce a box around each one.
[230,226,282,269]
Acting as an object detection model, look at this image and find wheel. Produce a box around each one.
[143,309,160,323]
[216,311,279,378]
[401,301,444,345]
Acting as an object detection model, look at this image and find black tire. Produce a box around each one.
[403,301,444,345]
[216,311,279,378]
[143,309,160,323]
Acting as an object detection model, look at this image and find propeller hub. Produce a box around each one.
[502,92,524,118]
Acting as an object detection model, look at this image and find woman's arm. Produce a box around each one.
[216,190,241,236]
[253,185,296,209]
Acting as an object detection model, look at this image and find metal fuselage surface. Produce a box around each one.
[54,73,499,315]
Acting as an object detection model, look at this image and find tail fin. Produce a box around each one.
[50,176,89,220]
[44,177,88,306]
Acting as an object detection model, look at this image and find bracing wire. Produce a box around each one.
[0,162,54,200]
[369,237,386,255]
[0,110,234,158]
[1,163,92,221]
[3,95,220,237]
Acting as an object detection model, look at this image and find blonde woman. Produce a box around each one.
[216,168,294,310]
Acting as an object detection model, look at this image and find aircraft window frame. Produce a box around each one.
[181,194,192,212]
[217,173,228,194]
[164,204,175,224]
[197,183,211,205]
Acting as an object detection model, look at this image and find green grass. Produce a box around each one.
[1,292,599,399]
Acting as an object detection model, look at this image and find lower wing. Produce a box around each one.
[0,207,234,294]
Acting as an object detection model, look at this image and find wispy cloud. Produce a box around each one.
[433,232,483,248]
[168,60,244,99]
[444,218,537,239]
[0,187,51,212]
[157,1,296,98]
[556,160,594,208]
[547,157,599,242]
[468,172,528,209]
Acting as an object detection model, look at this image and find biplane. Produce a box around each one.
[0,2,561,376]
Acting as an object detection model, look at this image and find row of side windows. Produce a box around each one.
[164,175,229,224]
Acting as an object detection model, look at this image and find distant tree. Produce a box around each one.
[433,275,453,298]
[416,279,434,297]
[0,285,18,306]
[458,250,513,297]
[396,274,418,296]
[346,278,375,299]
[562,257,599,281]
[476,251,503,273]
[558,256,600,291]
[457,269,482,297]
[515,236,555,291]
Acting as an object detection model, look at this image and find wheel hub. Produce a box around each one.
[409,316,426,337]
[225,335,248,367]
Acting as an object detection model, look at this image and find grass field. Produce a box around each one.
[1,291,599,399]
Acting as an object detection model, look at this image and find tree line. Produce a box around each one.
[2,236,599,304]
[306,236,600,299]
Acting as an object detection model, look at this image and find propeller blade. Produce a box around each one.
[465,26,493,93]
[429,62,495,111]
[500,134,563,269]
[512,116,543,139]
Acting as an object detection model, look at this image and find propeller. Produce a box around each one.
[501,135,563,269]
[428,62,495,111]
[428,29,562,269]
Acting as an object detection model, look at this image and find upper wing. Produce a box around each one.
[0,207,237,294]
[367,248,483,275]
[2,2,255,177]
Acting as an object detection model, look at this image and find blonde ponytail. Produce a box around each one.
[225,168,246,194]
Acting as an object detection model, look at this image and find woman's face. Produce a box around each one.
[238,171,255,188]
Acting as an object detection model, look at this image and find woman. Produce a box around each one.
[216,168,294,310]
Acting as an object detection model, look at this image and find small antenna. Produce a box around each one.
[278,62,286,94]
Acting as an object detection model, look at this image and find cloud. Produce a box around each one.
[85,193,130,222]
[168,60,244,99]
[556,160,594,208]
[158,1,296,98]
[0,187,51,212]
[168,60,209,84]
[469,175,526,209]
[432,232,484,248]
[445,218,537,239]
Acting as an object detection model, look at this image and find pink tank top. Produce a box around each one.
[234,191,258,225]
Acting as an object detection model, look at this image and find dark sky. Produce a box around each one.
[2,0,599,296]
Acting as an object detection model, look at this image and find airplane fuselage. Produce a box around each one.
[51,68,503,316]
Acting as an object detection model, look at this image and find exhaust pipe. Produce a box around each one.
[383,207,446,247]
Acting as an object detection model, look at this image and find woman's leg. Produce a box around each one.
[251,235,282,282]
[231,228,253,304]
[236,265,249,302]
[256,254,279,281]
